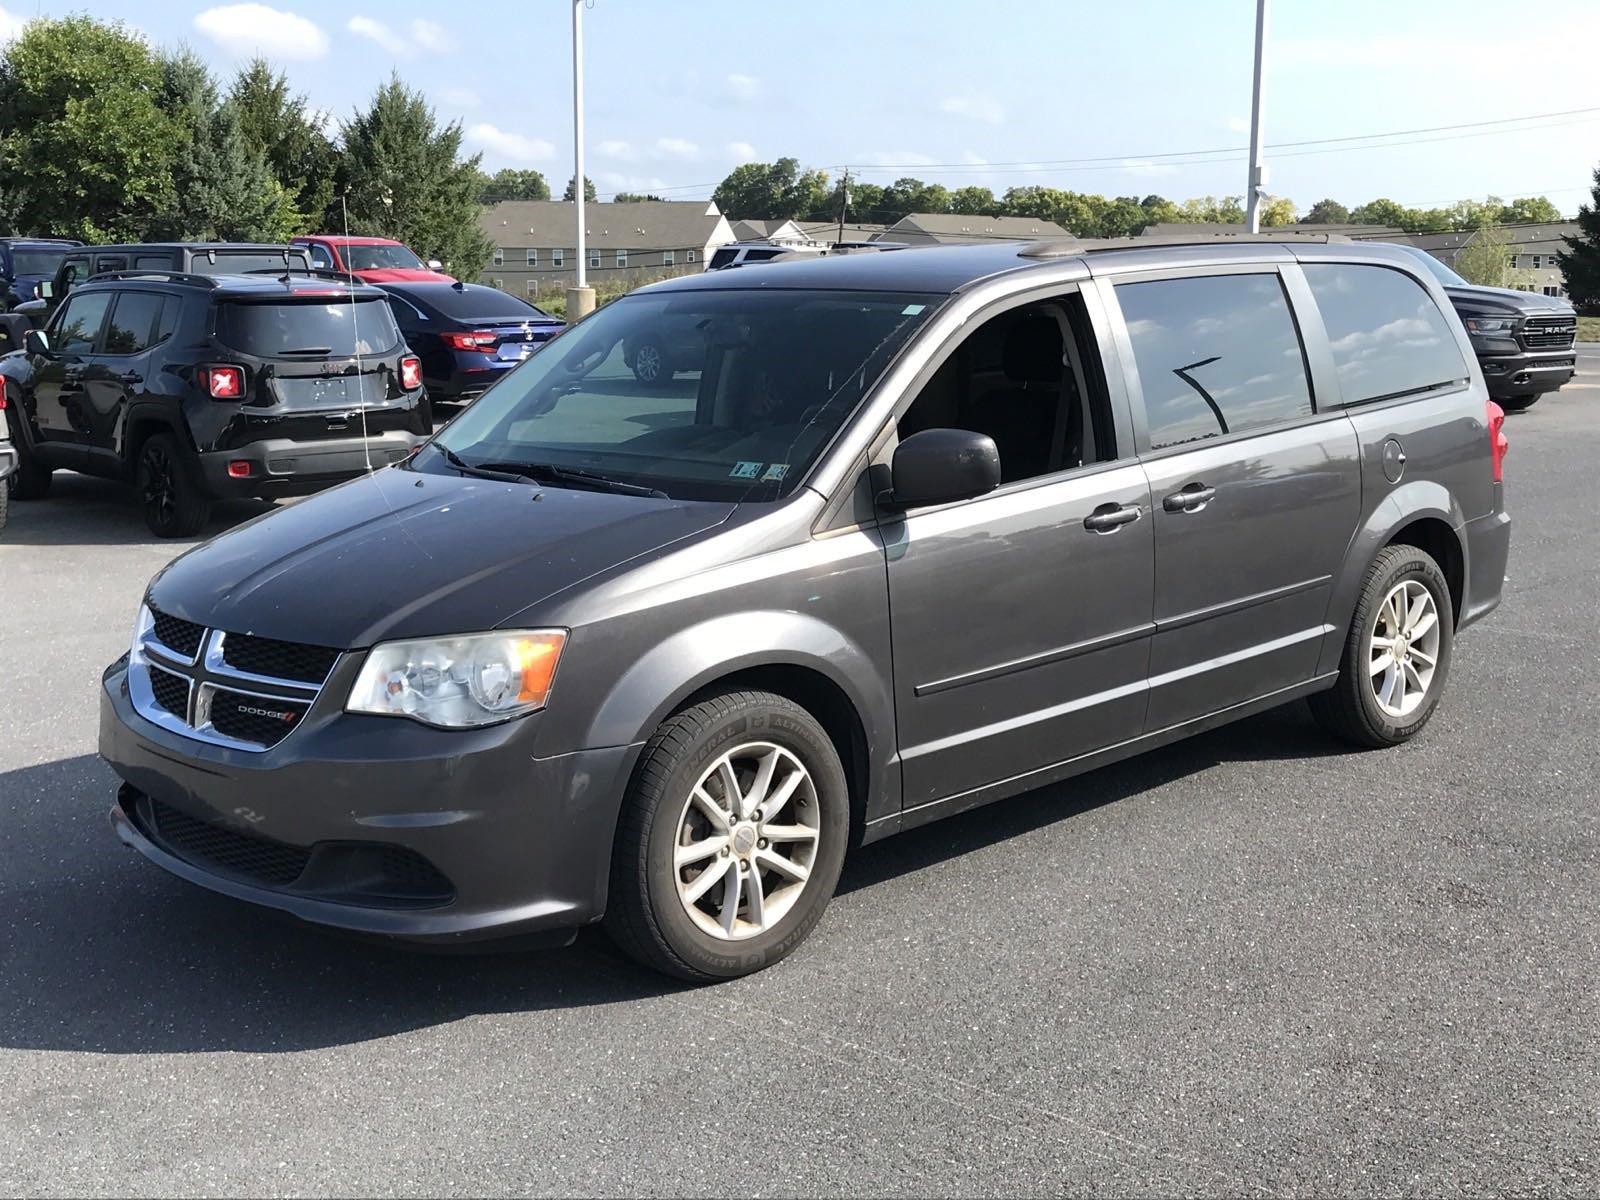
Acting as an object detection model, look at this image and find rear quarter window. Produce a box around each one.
[214,298,401,358]
[1302,263,1469,404]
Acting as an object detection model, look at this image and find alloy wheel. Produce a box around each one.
[634,343,662,382]
[672,742,821,941]
[141,443,175,528]
[1369,579,1441,718]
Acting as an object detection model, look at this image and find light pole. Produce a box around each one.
[1245,0,1269,233]
[567,0,595,318]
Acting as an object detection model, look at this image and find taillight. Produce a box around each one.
[1487,400,1508,484]
[399,355,423,391]
[443,331,497,351]
[0,374,7,409]
[199,365,244,400]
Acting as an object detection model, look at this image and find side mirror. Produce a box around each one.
[427,259,443,271]
[36,280,52,300]
[883,427,1001,511]
[24,328,51,356]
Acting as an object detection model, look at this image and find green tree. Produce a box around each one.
[1139,194,1182,227]
[334,75,495,278]
[1497,195,1563,225]
[0,15,179,241]
[711,158,828,220]
[1349,197,1412,228]
[563,174,596,202]
[1455,218,1533,289]
[1304,198,1350,224]
[814,177,884,222]
[611,192,664,203]
[878,177,950,221]
[948,185,998,215]
[1558,167,1600,309]
[1177,195,1246,224]
[150,50,296,242]
[228,57,337,229]
[479,168,549,202]
[1258,195,1298,227]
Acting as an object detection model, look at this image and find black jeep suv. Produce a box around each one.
[0,271,430,536]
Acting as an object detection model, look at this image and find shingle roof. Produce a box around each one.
[480,200,729,250]
[796,221,890,245]
[889,213,1070,241]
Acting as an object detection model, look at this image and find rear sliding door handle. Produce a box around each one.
[1083,503,1142,533]
[1163,483,1216,513]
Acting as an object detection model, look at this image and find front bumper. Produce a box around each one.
[99,657,637,944]
[1477,348,1576,398]
[198,431,423,498]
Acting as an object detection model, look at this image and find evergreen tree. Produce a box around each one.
[333,75,495,278]
[228,57,338,229]
[563,175,597,202]
[1558,166,1600,309]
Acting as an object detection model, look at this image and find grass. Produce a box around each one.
[1577,316,1600,343]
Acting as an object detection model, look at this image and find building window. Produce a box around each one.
[616,250,628,268]
[687,249,696,262]
[590,249,601,269]
[1543,285,1562,297]
[663,250,675,267]
[491,277,504,290]
[1530,254,1542,269]
[492,248,504,267]
[1507,254,1519,269]
[526,249,538,267]
[526,280,539,297]
[553,248,565,268]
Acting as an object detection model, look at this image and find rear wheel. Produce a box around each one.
[629,337,671,386]
[136,433,211,538]
[1311,544,1454,748]
[1498,393,1539,412]
[606,689,850,981]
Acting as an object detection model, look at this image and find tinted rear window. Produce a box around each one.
[1117,273,1313,450]
[1303,263,1469,404]
[214,298,401,358]
[10,248,67,275]
[417,287,552,322]
[198,250,310,274]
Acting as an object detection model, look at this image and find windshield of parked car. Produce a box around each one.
[214,296,403,358]
[425,288,942,501]
[11,248,68,275]
[342,244,426,271]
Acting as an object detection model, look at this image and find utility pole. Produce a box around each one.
[1245,0,1269,233]
[837,168,850,246]
[567,0,595,319]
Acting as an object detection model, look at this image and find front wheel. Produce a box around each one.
[606,689,850,981]
[1498,393,1539,412]
[1310,544,1454,748]
[136,433,211,538]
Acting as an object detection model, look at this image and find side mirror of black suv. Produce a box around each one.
[23,328,50,356]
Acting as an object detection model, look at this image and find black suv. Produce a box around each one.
[0,271,429,536]
[1,237,81,310]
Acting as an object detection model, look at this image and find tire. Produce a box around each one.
[0,476,8,532]
[7,430,52,500]
[1498,394,1539,412]
[606,689,850,982]
[1310,544,1454,748]
[629,337,671,386]
[135,432,211,538]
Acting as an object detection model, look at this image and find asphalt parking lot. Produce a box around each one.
[1,356,1597,1197]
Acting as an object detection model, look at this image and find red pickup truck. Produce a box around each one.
[291,236,456,284]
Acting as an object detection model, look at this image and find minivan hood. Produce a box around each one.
[1443,281,1575,316]
[148,470,735,648]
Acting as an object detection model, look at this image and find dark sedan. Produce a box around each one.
[378,281,565,403]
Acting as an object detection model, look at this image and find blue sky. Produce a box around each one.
[3,0,1597,213]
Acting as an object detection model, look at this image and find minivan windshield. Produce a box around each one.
[214,297,402,358]
[427,288,942,501]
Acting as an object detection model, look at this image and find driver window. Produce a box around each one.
[896,295,1114,484]
[309,244,334,270]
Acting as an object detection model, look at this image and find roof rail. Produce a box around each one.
[1018,231,1353,259]
[84,270,223,288]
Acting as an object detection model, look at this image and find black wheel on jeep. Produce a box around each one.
[136,432,211,538]
[7,429,52,500]
[1498,394,1539,412]
[1310,543,1454,749]
[606,689,850,981]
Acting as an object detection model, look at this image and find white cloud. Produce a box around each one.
[439,87,481,110]
[597,172,669,194]
[1,5,27,43]
[654,136,699,160]
[726,73,760,101]
[346,15,457,57]
[467,123,555,164]
[597,139,638,161]
[939,94,1005,125]
[726,141,757,163]
[194,4,328,60]
[1226,116,1250,134]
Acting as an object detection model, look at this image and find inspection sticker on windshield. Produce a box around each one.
[761,463,789,482]
[730,461,763,480]
[902,304,926,315]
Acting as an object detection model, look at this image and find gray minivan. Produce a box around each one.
[99,235,1511,980]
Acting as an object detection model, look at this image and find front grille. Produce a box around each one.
[148,666,190,718]
[208,688,309,749]
[150,607,204,659]
[149,798,311,886]
[1522,317,1576,349]
[222,634,341,685]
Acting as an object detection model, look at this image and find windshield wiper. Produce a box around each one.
[435,446,540,488]
[481,461,668,498]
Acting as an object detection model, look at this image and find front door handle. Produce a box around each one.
[62,366,84,383]
[1163,483,1217,513]
[1083,502,1142,533]
[118,371,142,385]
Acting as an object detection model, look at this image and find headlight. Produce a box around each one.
[1464,316,1516,335]
[347,630,566,728]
